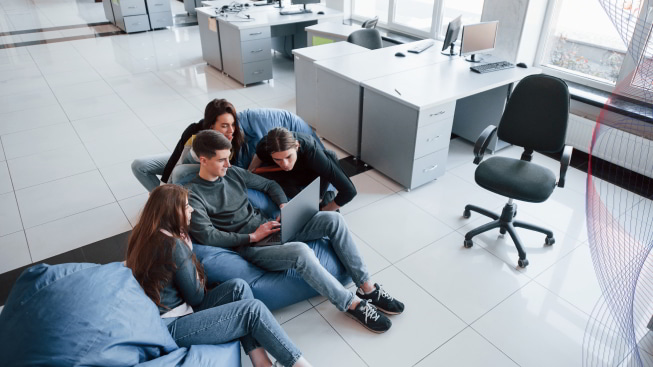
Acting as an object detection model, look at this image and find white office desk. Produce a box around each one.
[360,59,541,189]
[292,42,368,128]
[196,4,342,85]
[313,40,447,155]
[305,22,359,45]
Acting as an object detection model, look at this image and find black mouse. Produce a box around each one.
[317,11,324,14]
[395,52,405,57]
[244,3,250,6]
[516,62,527,68]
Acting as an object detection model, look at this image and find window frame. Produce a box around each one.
[350,0,447,40]
[534,0,653,101]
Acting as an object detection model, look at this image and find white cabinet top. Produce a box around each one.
[292,41,368,62]
[362,59,541,110]
[197,4,342,29]
[304,22,359,38]
[314,40,448,84]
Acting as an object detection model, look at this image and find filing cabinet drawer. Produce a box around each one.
[240,27,271,41]
[146,0,171,12]
[241,38,272,63]
[410,148,447,188]
[124,14,150,32]
[120,0,146,16]
[417,101,456,128]
[414,117,453,159]
[243,59,273,85]
[149,10,172,29]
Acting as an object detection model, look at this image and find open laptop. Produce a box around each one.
[261,177,320,246]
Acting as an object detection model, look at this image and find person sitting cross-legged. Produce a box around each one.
[186,130,405,333]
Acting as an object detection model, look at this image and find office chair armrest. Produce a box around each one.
[473,125,498,165]
[557,145,573,188]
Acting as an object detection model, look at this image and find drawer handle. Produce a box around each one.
[155,3,162,5]
[252,70,264,75]
[128,6,136,8]
[429,111,445,117]
[423,165,438,173]
[426,135,440,142]
[249,32,263,35]
[251,49,263,53]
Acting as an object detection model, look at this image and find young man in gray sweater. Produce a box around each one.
[186,130,405,333]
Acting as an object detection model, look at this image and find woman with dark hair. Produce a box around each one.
[131,99,248,191]
[125,184,311,367]
[248,127,357,211]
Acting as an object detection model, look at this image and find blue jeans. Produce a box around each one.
[131,153,200,191]
[165,279,302,366]
[237,211,370,312]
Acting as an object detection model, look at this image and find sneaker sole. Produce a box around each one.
[373,306,403,315]
[344,312,390,334]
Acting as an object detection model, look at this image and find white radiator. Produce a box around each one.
[566,114,653,178]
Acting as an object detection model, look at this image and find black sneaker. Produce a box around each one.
[345,300,392,333]
[357,283,405,315]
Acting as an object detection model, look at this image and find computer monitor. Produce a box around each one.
[291,0,319,12]
[440,15,462,56]
[460,21,499,63]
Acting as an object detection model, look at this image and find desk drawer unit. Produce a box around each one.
[240,27,271,41]
[361,89,455,190]
[417,101,456,127]
[149,10,172,29]
[120,0,146,16]
[241,38,273,63]
[124,14,150,32]
[146,0,170,12]
[221,25,272,85]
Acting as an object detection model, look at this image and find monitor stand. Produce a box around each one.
[274,0,282,8]
[440,42,458,57]
[465,54,483,63]
[300,4,312,12]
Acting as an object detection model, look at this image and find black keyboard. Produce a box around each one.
[267,232,281,243]
[470,61,515,74]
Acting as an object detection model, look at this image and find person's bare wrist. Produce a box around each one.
[249,233,257,243]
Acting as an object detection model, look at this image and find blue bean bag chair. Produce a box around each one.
[194,108,351,311]
[0,262,241,367]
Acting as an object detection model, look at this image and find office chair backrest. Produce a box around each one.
[498,74,570,153]
[361,16,378,29]
[347,28,383,50]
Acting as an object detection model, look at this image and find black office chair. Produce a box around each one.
[361,16,378,29]
[347,28,383,50]
[461,74,572,268]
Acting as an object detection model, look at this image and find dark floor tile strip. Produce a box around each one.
[0,22,112,37]
[0,31,125,49]
[0,231,131,306]
[173,22,199,27]
[542,148,653,199]
[339,155,373,177]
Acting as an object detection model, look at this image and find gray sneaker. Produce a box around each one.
[345,299,392,333]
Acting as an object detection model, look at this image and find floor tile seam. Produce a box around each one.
[408,327,474,367]
[339,190,399,216]
[530,275,604,322]
[361,171,403,193]
[517,238,586,281]
[312,304,371,367]
[466,324,524,367]
[0,31,125,50]
[0,228,25,239]
[7,165,98,192]
[277,303,316,326]
[347,229,395,267]
[21,201,123,236]
[5,184,33,263]
[0,124,86,160]
[391,263,470,326]
[464,277,539,326]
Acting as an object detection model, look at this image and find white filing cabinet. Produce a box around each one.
[112,0,151,33]
[220,25,273,86]
[146,0,173,29]
[361,89,454,189]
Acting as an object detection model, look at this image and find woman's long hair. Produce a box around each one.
[265,127,298,153]
[125,185,205,308]
[203,99,245,163]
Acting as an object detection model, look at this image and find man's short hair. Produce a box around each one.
[193,130,232,159]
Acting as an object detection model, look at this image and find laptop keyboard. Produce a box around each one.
[267,231,282,243]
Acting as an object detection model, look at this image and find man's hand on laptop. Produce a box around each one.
[249,221,281,243]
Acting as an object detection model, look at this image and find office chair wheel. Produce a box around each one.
[463,209,471,219]
[499,227,507,235]
[463,239,474,248]
[545,236,555,246]
[518,258,529,268]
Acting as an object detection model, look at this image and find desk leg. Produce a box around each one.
[452,85,509,152]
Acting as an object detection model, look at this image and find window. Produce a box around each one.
[539,0,653,100]
[351,0,484,39]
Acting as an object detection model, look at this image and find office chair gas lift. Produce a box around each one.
[461,74,573,268]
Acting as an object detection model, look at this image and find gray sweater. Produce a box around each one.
[186,166,288,248]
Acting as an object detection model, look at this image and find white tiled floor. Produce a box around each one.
[2,1,653,365]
